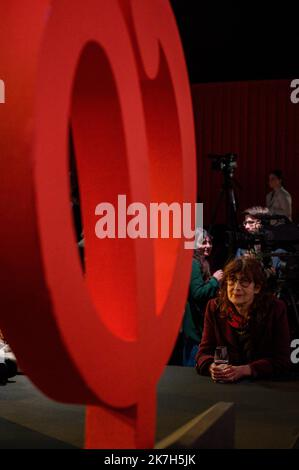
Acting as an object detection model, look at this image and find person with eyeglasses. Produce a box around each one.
[236,206,283,276]
[182,228,223,367]
[236,206,268,257]
[195,257,291,382]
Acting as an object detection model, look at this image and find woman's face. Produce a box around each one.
[227,274,261,310]
[197,236,212,257]
[269,173,282,190]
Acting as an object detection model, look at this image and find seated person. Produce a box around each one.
[196,257,291,381]
[182,228,223,367]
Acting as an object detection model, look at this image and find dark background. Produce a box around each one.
[169,1,299,230]
[170,1,299,83]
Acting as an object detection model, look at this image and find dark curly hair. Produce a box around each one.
[218,257,273,322]
[270,169,283,183]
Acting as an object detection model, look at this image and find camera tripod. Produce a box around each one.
[209,171,240,231]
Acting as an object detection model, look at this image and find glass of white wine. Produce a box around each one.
[214,346,229,383]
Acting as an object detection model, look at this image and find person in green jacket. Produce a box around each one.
[182,228,223,366]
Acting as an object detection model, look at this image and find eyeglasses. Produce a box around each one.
[227,277,252,288]
[243,219,257,227]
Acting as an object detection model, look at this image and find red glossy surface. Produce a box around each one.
[0,0,196,448]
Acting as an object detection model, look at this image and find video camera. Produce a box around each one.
[208,153,237,177]
[232,215,299,247]
[227,214,299,278]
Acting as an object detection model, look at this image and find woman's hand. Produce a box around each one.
[209,363,252,382]
[209,362,227,381]
[212,270,224,283]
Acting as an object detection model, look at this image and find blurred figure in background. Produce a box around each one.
[236,206,270,258]
[236,206,287,286]
[0,329,18,385]
[182,228,223,367]
[266,169,292,222]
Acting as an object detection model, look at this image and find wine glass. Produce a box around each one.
[214,346,229,382]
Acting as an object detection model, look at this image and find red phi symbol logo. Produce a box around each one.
[0,0,196,448]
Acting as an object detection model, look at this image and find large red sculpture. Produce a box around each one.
[0,0,196,448]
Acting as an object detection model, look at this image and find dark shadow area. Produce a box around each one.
[0,417,78,449]
[69,127,84,268]
[171,1,299,83]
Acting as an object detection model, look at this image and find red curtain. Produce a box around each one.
[192,80,299,226]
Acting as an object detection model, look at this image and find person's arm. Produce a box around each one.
[249,300,291,378]
[189,260,219,304]
[266,192,272,210]
[277,190,292,220]
[195,300,217,375]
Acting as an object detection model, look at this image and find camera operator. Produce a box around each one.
[235,206,282,277]
[233,211,299,338]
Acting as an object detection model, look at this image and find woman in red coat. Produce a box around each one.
[196,257,291,381]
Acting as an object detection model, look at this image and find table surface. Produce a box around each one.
[0,366,299,449]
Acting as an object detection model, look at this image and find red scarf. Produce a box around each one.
[227,306,249,329]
